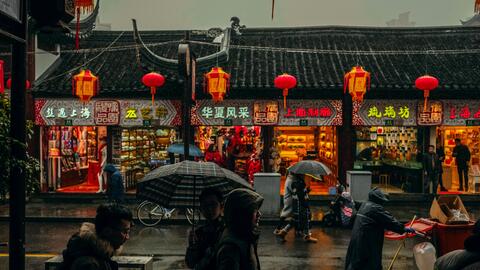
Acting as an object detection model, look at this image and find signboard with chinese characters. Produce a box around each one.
[119,100,181,127]
[35,99,96,126]
[253,101,279,125]
[277,100,342,126]
[191,100,253,126]
[442,100,480,126]
[352,100,417,126]
[417,101,442,126]
[35,99,181,126]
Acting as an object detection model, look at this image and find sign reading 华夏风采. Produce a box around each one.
[191,100,254,126]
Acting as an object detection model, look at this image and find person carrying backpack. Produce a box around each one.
[215,188,263,270]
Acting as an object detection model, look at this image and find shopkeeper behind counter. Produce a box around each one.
[357,146,376,161]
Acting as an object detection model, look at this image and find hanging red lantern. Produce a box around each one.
[415,75,439,111]
[142,72,165,106]
[6,77,31,90]
[204,67,230,102]
[74,0,95,50]
[0,60,4,95]
[72,69,99,103]
[343,66,371,102]
[274,73,297,108]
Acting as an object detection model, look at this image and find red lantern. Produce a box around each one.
[476,0,480,13]
[6,77,31,90]
[74,0,95,50]
[343,66,371,102]
[0,60,4,95]
[204,67,230,102]
[142,72,165,105]
[72,69,99,103]
[415,75,439,111]
[274,73,297,108]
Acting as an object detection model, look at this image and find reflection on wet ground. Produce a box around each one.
[0,222,423,270]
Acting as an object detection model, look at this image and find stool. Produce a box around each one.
[379,174,390,192]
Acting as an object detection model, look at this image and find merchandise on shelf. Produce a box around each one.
[440,127,480,167]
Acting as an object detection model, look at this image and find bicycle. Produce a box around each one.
[136,200,201,227]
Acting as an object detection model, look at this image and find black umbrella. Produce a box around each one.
[137,160,252,208]
[287,160,332,175]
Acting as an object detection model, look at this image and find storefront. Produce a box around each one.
[436,100,480,193]
[192,99,342,195]
[352,100,425,193]
[35,98,181,193]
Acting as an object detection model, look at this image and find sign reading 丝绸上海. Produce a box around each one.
[352,100,417,126]
[35,99,181,126]
[442,100,480,126]
[277,100,343,126]
[191,100,253,126]
[35,99,96,126]
[119,100,180,127]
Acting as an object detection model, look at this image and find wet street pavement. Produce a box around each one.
[0,221,424,270]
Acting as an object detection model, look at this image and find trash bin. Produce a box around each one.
[253,173,281,217]
[346,171,371,202]
[433,222,475,256]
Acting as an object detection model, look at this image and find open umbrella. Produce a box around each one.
[167,143,204,157]
[287,160,332,176]
[137,160,251,208]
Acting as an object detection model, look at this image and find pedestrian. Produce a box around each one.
[103,164,125,203]
[434,219,480,270]
[57,203,133,270]
[274,172,317,243]
[423,145,441,195]
[437,145,448,192]
[345,187,414,270]
[453,138,471,191]
[185,188,225,270]
[215,188,263,270]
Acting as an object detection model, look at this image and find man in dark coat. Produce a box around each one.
[57,203,133,270]
[453,138,471,191]
[185,188,225,270]
[104,164,125,203]
[435,219,480,270]
[423,145,441,195]
[437,146,448,191]
[216,188,263,270]
[345,187,413,270]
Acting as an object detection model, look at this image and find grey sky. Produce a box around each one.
[99,0,475,30]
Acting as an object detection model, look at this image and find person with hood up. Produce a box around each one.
[57,203,133,270]
[103,164,124,203]
[434,219,480,270]
[216,188,263,270]
[345,187,414,270]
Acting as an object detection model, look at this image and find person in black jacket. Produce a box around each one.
[437,146,448,192]
[453,138,471,191]
[435,219,480,270]
[216,188,263,270]
[104,164,125,203]
[185,188,225,270]
[57,203,133,270]
[423,145,441,195]
[345,187,414,270]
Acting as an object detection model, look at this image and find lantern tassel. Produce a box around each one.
[151,86,156,106]
[423,91,429,112]
[283,88,288,109]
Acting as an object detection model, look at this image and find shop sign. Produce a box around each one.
[119,100,181,127]
[35,99,95,126]
[353,100,417,126]
[278,100,342,126]
[442,100,480,126]
[417,101,442,126]
[191,100,253,126]
[94,100,120,125]
[253,101,279,125]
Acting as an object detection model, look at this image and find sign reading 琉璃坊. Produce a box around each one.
[353,100,417,126]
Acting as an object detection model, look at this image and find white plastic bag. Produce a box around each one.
[414,242,436,270]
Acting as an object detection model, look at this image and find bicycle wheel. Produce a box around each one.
[185,208,201,225]
[137,201,165,227]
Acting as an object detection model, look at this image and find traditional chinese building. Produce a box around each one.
[32,24,480,196]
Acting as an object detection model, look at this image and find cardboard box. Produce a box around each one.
[430,196,470,224]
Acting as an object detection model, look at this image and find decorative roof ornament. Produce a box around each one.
[230,17,246,36]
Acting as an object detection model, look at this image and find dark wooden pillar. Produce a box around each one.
[262,126,273,172]
[338,94,355,186]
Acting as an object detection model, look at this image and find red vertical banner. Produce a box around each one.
[0,60,4,94]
